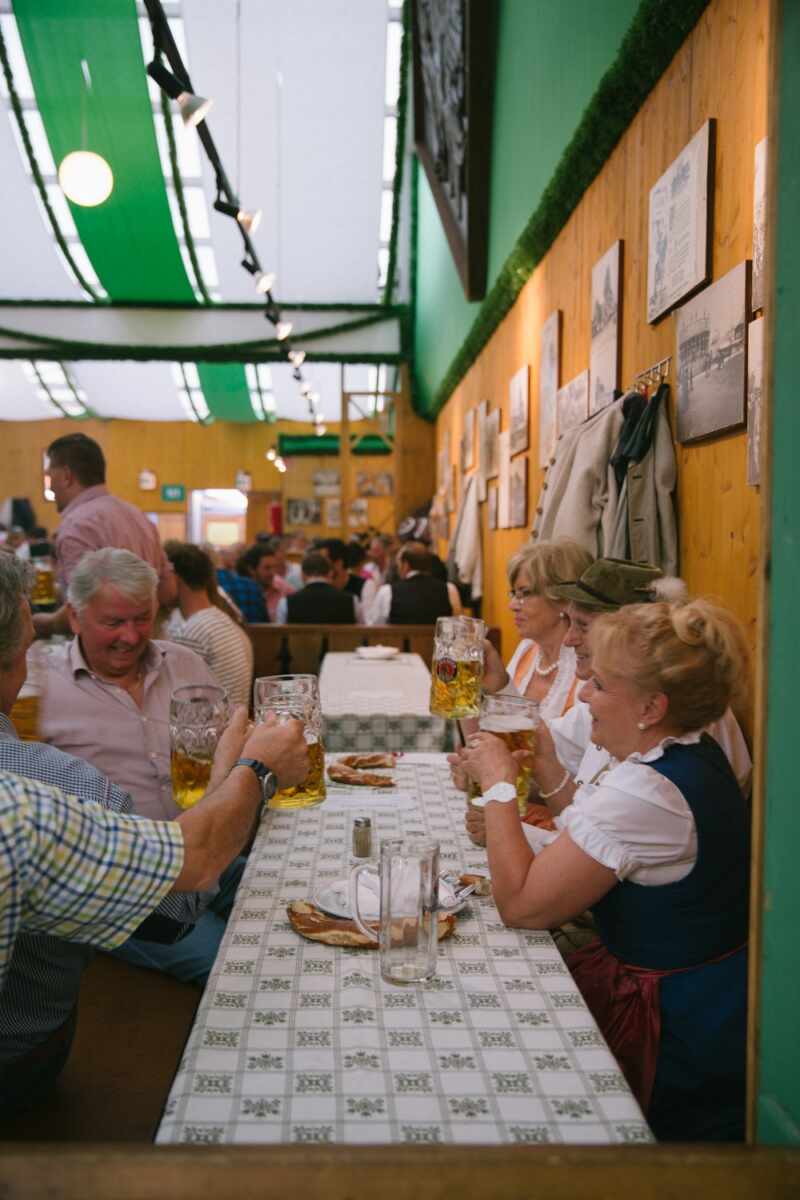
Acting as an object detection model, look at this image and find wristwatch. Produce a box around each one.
[471,781,518,808]
[233,757,278,804]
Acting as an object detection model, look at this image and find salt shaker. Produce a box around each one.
[351,817,372,859]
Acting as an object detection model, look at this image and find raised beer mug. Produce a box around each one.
[429,615,486,719]
[169,684,229,810]
[468,693,540,814]
[253,674,326,809]
[349,838,440,985]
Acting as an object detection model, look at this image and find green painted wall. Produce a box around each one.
[757,0,800,1147]
[414,0,639,414]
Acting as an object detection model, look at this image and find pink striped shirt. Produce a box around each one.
[54,485,171,591]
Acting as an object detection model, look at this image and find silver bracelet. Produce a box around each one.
[538,769,571,801]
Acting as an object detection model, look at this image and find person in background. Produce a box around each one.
[237,543,292,623]
[268,534,303,590]
[34,433,176,638]
[364,533,397,587]
[277,552,356,624]
[6,527,29,559]
[461,598,751,1142]
[217,545,267,624]
[368,541,459,625]
[39,549,245,984]
[165,543,253,707]
[341,541,378,622]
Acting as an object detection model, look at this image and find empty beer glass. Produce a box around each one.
[169,684,229,810]
[468,693,540,814]
[253,674,326,809]
[429,616,486,719]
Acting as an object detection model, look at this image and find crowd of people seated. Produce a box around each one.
[0,430,756,1144]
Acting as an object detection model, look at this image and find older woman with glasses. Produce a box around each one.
[462,598,750,1142]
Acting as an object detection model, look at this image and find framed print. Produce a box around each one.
[509,364,529,455]
[287,498,321,526]
[324,498,342,528]
[476,399,488,501]
[747,316,764,486]
[538,310,560,467]
[497,430,511,529]
[348,498,368,527]
[589,240,622,414]
[752,138,767,313]
[509,456,528,528]
[676,261,748,443]
[484,408,500,479]
[487,486,498,531]
[312,469,340,497]
[411,0,498,300]
[462,407,475,470]
[647,120,715,323]
[556,369,589,437]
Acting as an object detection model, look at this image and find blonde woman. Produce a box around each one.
[462,599,750,1142]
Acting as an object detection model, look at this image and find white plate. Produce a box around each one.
[313,877,469,920]
[354,645,400,660]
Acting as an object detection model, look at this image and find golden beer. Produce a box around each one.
[171,748,213,810]
[269,737,326,809]
[10,692,39,742]
[429,658,482,719]
[466,721,536,814]
[30,566,57,607]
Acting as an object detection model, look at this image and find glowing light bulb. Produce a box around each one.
[58,150,114,207]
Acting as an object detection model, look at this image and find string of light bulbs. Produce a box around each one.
[142,0,326,442]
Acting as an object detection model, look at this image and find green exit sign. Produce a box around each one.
[161,484,185,503]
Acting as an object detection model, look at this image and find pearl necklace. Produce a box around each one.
[531,648,559,677]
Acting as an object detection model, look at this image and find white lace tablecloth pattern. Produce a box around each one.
[156,754,651,1147]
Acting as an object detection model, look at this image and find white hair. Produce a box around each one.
[0,552,33,669]
[67,548,158,612]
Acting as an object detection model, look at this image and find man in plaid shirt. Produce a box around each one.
[0,553,307,1114]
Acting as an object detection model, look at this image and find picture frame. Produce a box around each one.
[476,399,488,501]
[752,138,767,313]
[556,369,589,437]
[484,408,500,479]
[497,430,511,529]
[287,498,321,526]
[538,310,560,468]
[676,261,748,444]
[647,119,715,324]
[462,407,475,470]
[509,364,529,455]
[487,486,498,531]
[324,497,342,528]
[411,0,498,300]
[509,456,528,528]
[589,240,622,414]
[747,316,764,486]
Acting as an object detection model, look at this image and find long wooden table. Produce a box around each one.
[157,755,650,1146]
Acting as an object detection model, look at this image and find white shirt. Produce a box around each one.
[170,606,254,707]
[502,639,578,721]
[367,572,462,625]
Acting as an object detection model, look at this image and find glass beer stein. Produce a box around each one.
[429,616,486,719]
[29,550,58,608]
[253,674,326,809]
[467,693,540,814]
[169,684,229,810]
[9,641,49,742]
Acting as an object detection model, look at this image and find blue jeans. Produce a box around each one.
[110,857,246,987]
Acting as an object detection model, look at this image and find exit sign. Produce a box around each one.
[161,483,185,503]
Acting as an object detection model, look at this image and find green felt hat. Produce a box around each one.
[549,557,663,611]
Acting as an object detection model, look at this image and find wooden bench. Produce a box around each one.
[247,623,500,678]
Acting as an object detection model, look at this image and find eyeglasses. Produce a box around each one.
[507,587,536,603]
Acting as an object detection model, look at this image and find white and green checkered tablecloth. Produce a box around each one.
[156,754,651,1147]
[320,653,450,752]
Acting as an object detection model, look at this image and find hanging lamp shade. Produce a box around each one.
[58,150,114,206]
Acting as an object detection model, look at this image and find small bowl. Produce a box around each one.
[355,645,400,660]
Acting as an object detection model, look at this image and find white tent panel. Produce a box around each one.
[184,0,387,304]
[71,360,188,421]
[0,359,60,420]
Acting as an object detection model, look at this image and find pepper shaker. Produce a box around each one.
[351,816,372,859]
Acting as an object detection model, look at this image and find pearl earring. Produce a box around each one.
[637,721,646,731]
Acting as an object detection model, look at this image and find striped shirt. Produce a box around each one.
[0,772,183,997]
[169,607,254,708]
[0,713,201,1062]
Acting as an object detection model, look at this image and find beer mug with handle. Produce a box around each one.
[349,838,440,984]
[253,674,326,809]
[169,684,229,810]
[429,616,486,719]
[467,693,540,814]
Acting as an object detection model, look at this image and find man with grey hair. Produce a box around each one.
[0,550,307,1113]
[40,548,246,984]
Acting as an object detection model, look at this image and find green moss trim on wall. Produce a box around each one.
[417,0,710,421]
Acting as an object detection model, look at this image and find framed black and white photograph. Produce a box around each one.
[590,240,622,414]
[538,310,560,467]
[648,120,714,324]
[462,407,475,470]
[747,316,764,486]
[484,407,500,479]
[487,486,498,530]
[324,498,342,528]
[509,456,528,528]
[509,364,529,455]
[676,261,748,444]
[312,469,340,497]
[752,138,767,313]
[348,498,369,527]
[287,498,321,526]
[497,429,511,529]
[556,369,589,437]
[476,399,488,501]
[446,459,457,514]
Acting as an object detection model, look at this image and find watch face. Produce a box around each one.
[262,771,278,802]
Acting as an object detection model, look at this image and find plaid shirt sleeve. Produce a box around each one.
[0,772,184,991]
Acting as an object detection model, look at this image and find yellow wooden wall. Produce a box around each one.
[2,375,435,543]
[434,0,767,736]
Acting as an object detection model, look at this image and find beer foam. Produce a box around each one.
[480,714,536,733]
